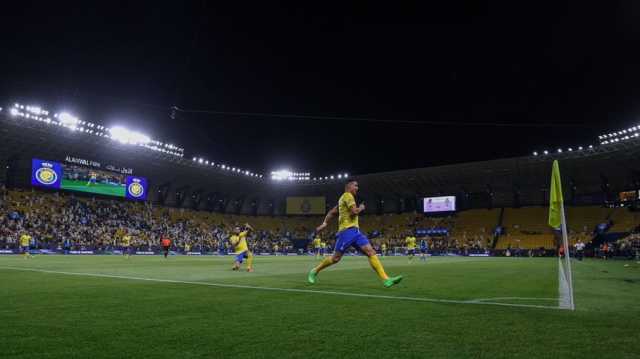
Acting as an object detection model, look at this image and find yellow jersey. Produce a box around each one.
[312,237,322,248]
[321,242,326,249]
[381,243,387,251]
[230,231,249,253]
[405,236,417,250]
[20,234,31,247]
[338,192,358,231]
[122,235,131,247]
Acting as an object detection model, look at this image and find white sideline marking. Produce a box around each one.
[470,297,558,303]
[1,266,564,310]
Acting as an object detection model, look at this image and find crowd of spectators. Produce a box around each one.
[0,188,495,255]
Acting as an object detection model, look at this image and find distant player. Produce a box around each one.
[122,231,132,259]
[230,223,254,272]
[575,240,585,261]
[312,235,322,259]
[161,234,171,259]
[309,180,402,288]
[19,231,32,259]
[86,171,97,186]
[419,238,428,262]
[320,241,326,257]
[405,234,417,262]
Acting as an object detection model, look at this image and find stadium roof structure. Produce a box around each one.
[2,109,640,215]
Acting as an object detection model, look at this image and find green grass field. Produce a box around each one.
[1,255,639,358]
[61,179,125,197]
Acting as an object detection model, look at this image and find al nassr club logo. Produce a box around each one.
[128,178,145,198]
[35,163,57,185]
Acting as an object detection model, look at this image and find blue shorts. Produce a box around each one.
[21,246,30,253]
[408,249,416,255]
[235,251,248,263]
[420,248,427,254]
[335,227,370,253]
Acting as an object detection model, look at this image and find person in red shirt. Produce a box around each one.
[161,235,171,259]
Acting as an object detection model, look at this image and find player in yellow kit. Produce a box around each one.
[309,180,403,288]
[405,234,417,262]
[312,235,322,259]
[19,231,32,259]
[122,232,132,259]
[230,223,254,272]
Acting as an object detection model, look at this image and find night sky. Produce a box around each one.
[2,2,640,176]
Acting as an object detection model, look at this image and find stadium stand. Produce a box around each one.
[608,207,640,232]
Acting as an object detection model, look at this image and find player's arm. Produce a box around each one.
[316,205,338,232]
[350,203,365,215]
[244,223,254,232]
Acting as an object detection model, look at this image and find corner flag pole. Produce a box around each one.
[559,194,575,310]
[548,160,575,310]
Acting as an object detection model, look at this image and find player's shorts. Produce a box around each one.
[407,249,416,255]
[420,248,427,254]
[335,227,370,253]
[315,247,321,253]
[21,246,30,253]
[89,178,96,183]
[162,245,170,252]
[235,251,248,263]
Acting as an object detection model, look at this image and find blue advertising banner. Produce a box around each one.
[125,176,148,200]
[31,158,62,189]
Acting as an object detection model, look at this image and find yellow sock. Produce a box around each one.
[246,252,254,269]
[368,255,389,280]
[313,257,335,273]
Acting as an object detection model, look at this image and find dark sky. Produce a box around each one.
[2,2,640,176]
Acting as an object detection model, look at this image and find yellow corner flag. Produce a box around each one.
[548,160,563,229]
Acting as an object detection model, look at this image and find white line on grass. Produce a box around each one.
[470,297,558,303]
[0,266,565,310]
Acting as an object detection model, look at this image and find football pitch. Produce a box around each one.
[61,179,125,197]
[1,255,638,358]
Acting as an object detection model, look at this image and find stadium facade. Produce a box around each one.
[2,105,640,215]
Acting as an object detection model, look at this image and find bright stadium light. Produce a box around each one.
[193,157,196,161]
[533,151,538,156]
[58,112,79,127]
[108,126,151,145]
[330,175,334,179]
[10,108,19,116]
[26,105,42,115]
[589,145,593,148]
[543,150,549,155]
[344,173,348,178]
[557,149,562,153]
[271,169,293,181]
